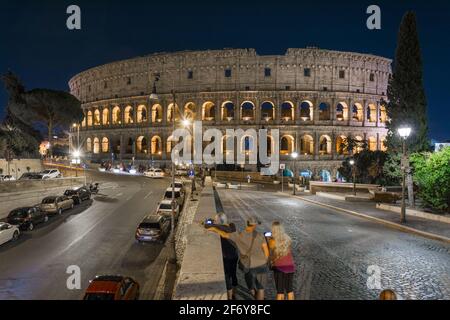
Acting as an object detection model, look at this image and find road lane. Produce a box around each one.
[0,171,170,299]
[218,189,450,300]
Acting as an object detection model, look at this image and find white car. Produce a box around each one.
[175,169,188,176]
[164,187,185,207]
[41,169,62,179]
[144,168,164,178]
[156,199,180,220]
[0,175,16,181]
[0,222,20,246]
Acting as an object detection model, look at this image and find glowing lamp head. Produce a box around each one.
[291,152,298,159]
[349,159,355,166]
[73,150,81,158]
[397,127,411,139]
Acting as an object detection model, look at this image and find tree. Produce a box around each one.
[338,150,388,185]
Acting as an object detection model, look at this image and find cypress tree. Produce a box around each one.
[386,11,429,153]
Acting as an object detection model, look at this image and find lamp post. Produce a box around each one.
[398,127,411,223]
[349,159,356,196]
[291,152,298,195]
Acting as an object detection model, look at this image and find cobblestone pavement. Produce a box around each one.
[218,189,450,300]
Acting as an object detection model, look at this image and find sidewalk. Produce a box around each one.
[280,191,450,243]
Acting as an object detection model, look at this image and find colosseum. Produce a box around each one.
[69,47,391,181]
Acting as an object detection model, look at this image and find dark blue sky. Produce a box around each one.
[1,0,449,140]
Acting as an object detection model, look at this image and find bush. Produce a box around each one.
[410,147,450,212]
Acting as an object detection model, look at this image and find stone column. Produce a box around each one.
[314,132,319,160]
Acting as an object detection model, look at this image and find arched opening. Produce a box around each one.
[299,101,313,121]
[151,136,162,155]
[319,135,332,155]
[241,101,255,121]
[368,136,377,151]
[124,106,134,124]
[137,105,147,123]
[167,136,175,153]
[336,135,348,155]
[81,115,86,127]
[136,136,148,154]
[94,109,101,126]
[152,104,163,123]
[379,105,387,123]
[126,138,134,154]
[184,102,196,120]
[300,135,314,155]
[241,136,255,154]
[336,102,348,121]
[202,102,216,121]
[260,101,275,121]
[221,102,235,121]
[167,103,180,122]
[86,138,92,152]
[380,137,387,151]
[280,135,294,155]
[368,103,377,122]
[93,138,100,154]
[87,111,93,126]
[112,106,121,124]
[102,108,109,125]
[352,103,363,121]
[319,170,332,182]
[266,136,274,156]
[319,102,330,120]
[354,135,364,153]
[112,138,121,154]
[101,137,109,153]
[281,101,294,121]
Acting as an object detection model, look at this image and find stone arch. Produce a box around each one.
[241,101,255,121]
[126,137,134,154]
[152,104,163,123]
[299,100,313,121]
[379,105,387,123]
[93,137,100,154]
[87,111,93,126]
[167,135,175,153]
[86,137,92,152]
[112,106,121,124]
[319,102,330,120]
[354,135,364,153]
[336,102,348,121]
[336,135,348,155]
[136,136,148,154]
[93,109,101,126]
[184,102,196,120]
[352,103,363,121]
[137,105,148,123]
[124,105,134,124]
[111,137,121,154]
[260,101,275,121]
[221,101,235,121]
[81,115,86,127]
[151,136,162,154]
[266,135,275,156]
[167,103,180,122]
[300,135,314,155]
[202,102,216,121]
[102,108,109,125]
[101,137,109,153]
[280,135,295,155]
[380,136,387,151]
[241,135,255,153]
[368,103,377,122]
[319,135,332,155]
[368,136,377,151]
[281,101,294,121]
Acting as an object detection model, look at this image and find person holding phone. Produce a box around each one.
[267,221,295,300]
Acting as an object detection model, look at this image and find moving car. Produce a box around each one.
[144,168,164,178]
[164,187,185,207]
[7,206,49,231]
[83,275,140,300]
[64,187,91,205]
[40,196,74,215]
[41,169,62,179]
[156,199,180,221]
[0,223,20,246]
[0,175,16,181]
[135,215,170,243]
[19,173,43,180]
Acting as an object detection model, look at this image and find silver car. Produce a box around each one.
[40,196,74,215]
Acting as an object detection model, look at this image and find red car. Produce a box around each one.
[83,275,140,300]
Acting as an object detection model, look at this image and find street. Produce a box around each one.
[218,189,450,300]
[0,171,169,299]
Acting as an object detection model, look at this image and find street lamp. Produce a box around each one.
[349,159,356,196]
[398,126,411,223]
[291,152,298,195]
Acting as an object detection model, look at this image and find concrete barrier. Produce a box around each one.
[309,181,380,195]
[173,177,227,300]
[0,177,86,219]
[377,203,450,224]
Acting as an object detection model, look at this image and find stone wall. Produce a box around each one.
[0,159,43,180]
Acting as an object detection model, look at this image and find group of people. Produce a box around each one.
[205,214,295,300]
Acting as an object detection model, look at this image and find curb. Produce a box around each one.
[278,192,450,244]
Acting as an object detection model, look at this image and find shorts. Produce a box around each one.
[244,266,268,291]
[223,257,238,290]
[273,270,294,294]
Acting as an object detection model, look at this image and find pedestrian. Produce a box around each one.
[267,221,295,300]
[204,213,239,299]
[247,175,251,184]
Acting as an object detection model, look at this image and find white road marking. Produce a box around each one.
[144,191,153,199]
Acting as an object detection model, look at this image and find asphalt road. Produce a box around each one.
[0,171,170,300]
[217,189,450,300]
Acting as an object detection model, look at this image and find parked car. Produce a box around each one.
[0,222,20,246]
[156,199,180,221]
[135,215,170,243]
[41,169,62,179]
[40,196,74,215]
[83,275,140,300]
[163,187,185,207]
[64,187,91,205]
[144,168,164,178]
[175,169,188,176]
[169,180,185,192]
[0,175,16,181]
[20,173,44,180]
[7,206,49,231]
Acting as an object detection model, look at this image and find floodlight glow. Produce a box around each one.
[398,127,411,139]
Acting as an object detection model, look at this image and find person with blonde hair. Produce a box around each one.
[267,221,295,300]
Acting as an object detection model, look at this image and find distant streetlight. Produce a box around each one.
[291,152,298,195]
[349,159,356,196]
[182,119,191,127]
[398,126,411,223]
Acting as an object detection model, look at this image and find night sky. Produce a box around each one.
[1,0,449,140]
